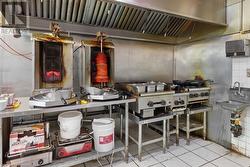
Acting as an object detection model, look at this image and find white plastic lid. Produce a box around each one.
[58,111,82,122]
[92,118,114,129]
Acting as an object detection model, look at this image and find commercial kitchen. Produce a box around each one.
[1,0,250,166]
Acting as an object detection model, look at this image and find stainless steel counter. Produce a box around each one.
[0,97,136,166]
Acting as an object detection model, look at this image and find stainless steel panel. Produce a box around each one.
[131,10,144,31]
[95,1,106,25]
[100,2,111,26]
[55,0,61,20]
[30,0,36,17]
[104,3,116,27]
[71,0,80,22]
[108,5,120,27]
[49,0,55,19]
[112,6,124,28]
[112,0,226,25]
[117,6,128,29]
[43,0,49,18]
[61,0,68,20]
[36,0,42,17]
[120,7,133,29]
[77,0,85,23]
[66,0,74,22]
[124,8,136,30]
[175,35,233,142]
[90,0,101,25]
[136,11,149,32]
[128,9,140,30]
[82,0,96,24]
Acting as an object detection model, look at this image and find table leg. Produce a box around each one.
[125,103,129,162]
[166,119,170,149]
[138,124,142,161]
[0,118,2,166]
[186,113,190,145]
[109,105,112,118]
[176,115,179,146]
[120,113,123,140]
[203,111,207,140]
[163,120,166,153]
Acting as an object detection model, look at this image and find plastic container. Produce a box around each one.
[92,118,115,152]
[58,111,82,139]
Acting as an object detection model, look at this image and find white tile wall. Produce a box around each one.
[232,57,250,157]
[232,57,250,87]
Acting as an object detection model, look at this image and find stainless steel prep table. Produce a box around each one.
[0,97,136,167]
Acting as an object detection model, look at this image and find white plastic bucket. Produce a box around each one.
[92,118,115,152]
[58,111,82,139]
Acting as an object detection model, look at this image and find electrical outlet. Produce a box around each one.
[247,69,250,77]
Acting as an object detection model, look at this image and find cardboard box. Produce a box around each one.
[9,123,45,155]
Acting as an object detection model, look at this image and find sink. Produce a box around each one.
[229,87,250,103]
[218,100,249,112]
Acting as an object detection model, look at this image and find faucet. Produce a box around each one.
[233,81,244,96]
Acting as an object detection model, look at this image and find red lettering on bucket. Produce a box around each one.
[99,134,113,144]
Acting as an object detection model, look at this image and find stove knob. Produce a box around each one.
[194,93,199,97]
[180,100,185,105]
[174,100,179,105]
[189,94,194,98]
[147,101,154,107]
[161,100,166,106]
[38,159,44,165]
[200,92,205,97]
[205,92,209,96]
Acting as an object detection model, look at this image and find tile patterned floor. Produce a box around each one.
[74,137,250,167]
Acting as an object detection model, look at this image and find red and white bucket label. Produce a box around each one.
[99,134,113,144]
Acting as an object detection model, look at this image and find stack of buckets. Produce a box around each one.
[92,118,115,152]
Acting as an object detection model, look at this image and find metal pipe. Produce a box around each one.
[163,119,166,153]
[138,124,142,161]
[125,102,129,162]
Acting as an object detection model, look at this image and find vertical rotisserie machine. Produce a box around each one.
[82,32,115,89]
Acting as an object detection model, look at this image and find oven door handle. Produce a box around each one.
[148,100,166,107]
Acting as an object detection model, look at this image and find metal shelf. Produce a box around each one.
[8,140,124,167]
[179,117,203,132]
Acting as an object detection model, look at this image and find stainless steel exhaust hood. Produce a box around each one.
[15,0,226,44]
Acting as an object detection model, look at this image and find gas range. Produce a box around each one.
[188,87,211,103]
[116,82,174,118]
[172,80,211,104]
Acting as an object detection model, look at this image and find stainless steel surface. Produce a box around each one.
[9,151,53,166]
[0,97,135,118]
[172,93,189,109]
[188,88,211,103]
[19,0,226,43]
[0,118,2,165]
[175,35,233,143]
[43,140,124,167]
[225,39,250,57]
[126,113,172,160]
[112,0,226,25]
[229,87,250,103]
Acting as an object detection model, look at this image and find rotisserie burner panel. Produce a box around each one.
[40,42,63,83]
